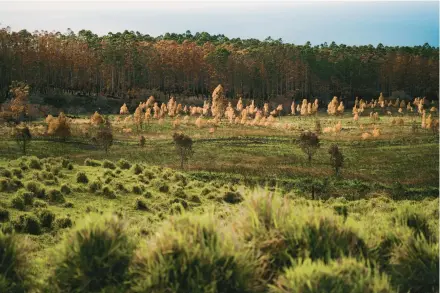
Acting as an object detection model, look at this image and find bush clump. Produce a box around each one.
[223,191,243,204]
[117,159,131,170]
[132,164,143,175]
[38,209,56,229]
[0,208,10,222]
[84,158,102,167]
[55,217,73,229]
[89,180,102,193]
[76,172,89,184]
[271,258,394,293]
[102,186,116,199]
[28,158,41,169]
[0,231,35,292]
[48,189,65,204]
[11,168,23,178]
[392,205,434,242]
[389,235,439,293]
[132,185,143,195]
[25,181,46,198]
[50,214,133,292]
[11,195,26,211]
[60,184,71,194]
[134,197,149,211]
[102,160,116,170]
[129,213,263,293]
[0,168,12,178]
[14,214,41,235]
[0,178,18,192]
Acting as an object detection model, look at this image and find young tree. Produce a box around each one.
[139,135,146,147]
[328,144,344,175]
[299,131,320,163]
[9,81,30,120]
[14,125,32,155]
[172,132,194,170]
[95,118,113,153]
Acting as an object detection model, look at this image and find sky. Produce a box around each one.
[0,0,439,46]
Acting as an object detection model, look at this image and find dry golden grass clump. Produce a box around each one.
[45,114,54,124]
[290,101,296,115]
[90,111,105,125]
[211,84,226,118]
[327,96,338,115]
[153,103,160,119]
[195,117,204,128]
[47,112,71,139]
[236,97,243,112]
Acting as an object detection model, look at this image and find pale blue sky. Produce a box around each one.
[1,1,438,46]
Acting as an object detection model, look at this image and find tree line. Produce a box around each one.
[0,27,438,103]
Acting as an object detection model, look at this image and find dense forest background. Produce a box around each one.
[0,27,438,106]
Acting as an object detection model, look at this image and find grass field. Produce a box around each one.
[0,110,438,292]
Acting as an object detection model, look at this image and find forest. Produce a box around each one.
[0,27,438,104]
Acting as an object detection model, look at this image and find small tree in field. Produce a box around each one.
[95,118,113,153]
[14,125,32,155]
[139,135,146,147]
[9,81,30,120]
[328,144,344,175]
[172,132,194,170]
[47,112,71,141]
[299,131,320,163]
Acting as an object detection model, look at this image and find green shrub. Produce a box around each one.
[67,163,74,170]
[63,202,74,208]
[223,191,243,204]
[89,180,102,193]
[271,258,394,293]
[50,214,133,292]
[103,170,115,177]
[173,187,187,199]
[115,169,122,174]
[0,168,12,178]
[19,191,34,206]
[103,160,116,170]
[143,191,153,199]
[38,209,56,229]
[25,181,46,198]
[11,168,23,179]
[389,235,439,293]
[102,186,116,199]
[48,189,65,204]
[134,197,149,211]
[28,158,41,169]
[132,185,143,195]
[0,208,10,222]
[0,178,18,192]
[0,231,35,292]
[11,195,25,211]
[104,177,112,184]
[76,172,89,184]
[60,184,71,194]
[392,205,434,241]
[33,199,48,208]
[62,158,71,168]
[84,158,101,167]
[143,169,155,180]
[189,195,202,203]
[132,164,143,175]
[117,159,131,170]
[333,203,348,221]
[55,217,73,229]
[239,192,368,280]
[129,213,263,293]
[15,214,41,235]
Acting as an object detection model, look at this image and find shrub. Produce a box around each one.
[134,197,149,211]
[389,235,439,293]
[223,191,243,204]
[172,132,194,170]
[298,131,320,163]
[129,213,263,293]
[0,231,35,292]
[15,214,41,235]
[25,181,45,198]
[20,191,34,206]
[11,195,25,210]
[239,192,368,280]
[328,144,344,175]
[55,217,73,229]
[132,164,143,175]
[28,158,41,169]
[33,199,48,208]
[115,182,128,192]
[132,185,143,194]
[89,180,102,193]
[392,205,434,241]
[0,208,10,222]
[11,168,23,178]
[64,202,74,208]
[50,214,133,292]
[189,195,202,203]
[0,168,12,178]
[102,186,116,199]
[48,189,65,203]
[76,172,89,184]
[173,187,187,199]
[0,178,18,192]
[333,203,348,221]
[102,160,116,169]
[84,158,101,167]
[143,191,153,199]
[38,209,56,229]
[60,184,71,194]
[271,258,394,293]
[117,159,131,170]
[67,163,74,170]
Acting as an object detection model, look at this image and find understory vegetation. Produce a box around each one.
[0,156,438,293]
